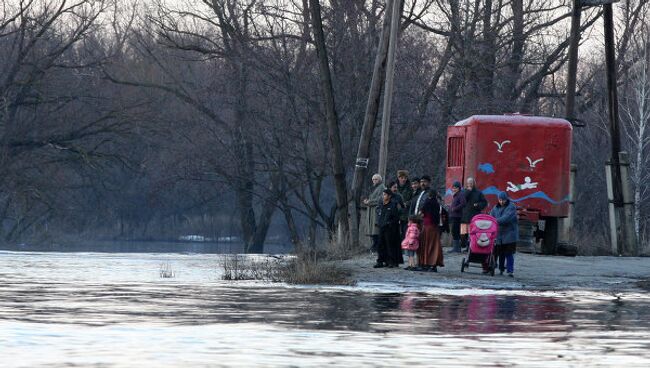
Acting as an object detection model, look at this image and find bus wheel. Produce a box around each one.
[542,217,559,255]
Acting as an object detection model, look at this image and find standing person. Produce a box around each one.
[409,175,431,216]
[363,174,385,253]
[374,189,402,268]
[417,190,445,272]
[420,175,432,192]
[396,170,413,238]
[416,189,444,272]
[405,177,421,214]
[389,181,404,209]
[490,192,519,277]
[396,170,412,203]
[401,215,421,270]
[389,181,405,263]
[447,181,466,253]
[460,177,487,251]
[410,177,421,196]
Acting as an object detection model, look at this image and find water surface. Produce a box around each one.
[1,251,649,367]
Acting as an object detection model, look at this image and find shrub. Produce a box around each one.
[220,250,354,285]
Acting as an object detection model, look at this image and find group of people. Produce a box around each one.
[364,171,518,276]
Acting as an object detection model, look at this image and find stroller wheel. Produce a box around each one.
[460,258,466,273]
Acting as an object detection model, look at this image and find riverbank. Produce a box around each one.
[340,251,650,293]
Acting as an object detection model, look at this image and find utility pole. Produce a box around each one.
[565,0,582,122]
[563,0,637,255]
[377,0,402,180]
[603,2,637,255]
[561,0,582,245]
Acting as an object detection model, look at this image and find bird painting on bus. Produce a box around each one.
[526,156,544,168]
[493,140,511,153]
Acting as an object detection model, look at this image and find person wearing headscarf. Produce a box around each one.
[415,189,444,272]
[489,191,519,277]
[447,180,466,253]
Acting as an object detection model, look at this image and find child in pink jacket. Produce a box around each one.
[401,215,421,270]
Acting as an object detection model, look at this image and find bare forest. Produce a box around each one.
[1,0,649,254]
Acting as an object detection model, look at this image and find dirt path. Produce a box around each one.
[341,252,650,292]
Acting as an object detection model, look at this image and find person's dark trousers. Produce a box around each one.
[377,227,390,265]
[450,217,461,252]
[379,225,401,266]
[400,221,407,240]
[499,253,515,273]
[371,234,379,253]
[460,233,469,251]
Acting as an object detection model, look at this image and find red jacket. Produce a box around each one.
[401,222,420,250]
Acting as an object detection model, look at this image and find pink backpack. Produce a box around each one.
[401,222,420,251]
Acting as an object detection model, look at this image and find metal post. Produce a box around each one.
[561,164,577,242]
[603,3,628,253]
[377,0,402,180]
[565,0,582,121]
[605,162,619,254]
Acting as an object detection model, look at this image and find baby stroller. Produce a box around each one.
[460,214,498,276]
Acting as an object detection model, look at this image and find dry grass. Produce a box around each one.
[220,239,357,285]
[281,250,355,285]
[159,262,176,278]
[221,255,284,282]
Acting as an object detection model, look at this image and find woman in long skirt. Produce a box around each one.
[416,190,444,272]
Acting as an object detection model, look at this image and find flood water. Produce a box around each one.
[1,251,649,367]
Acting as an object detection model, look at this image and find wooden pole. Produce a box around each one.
[603,3,627,254]
[561,0,581,244]
[377,0,402,180]
[349,0,394,249]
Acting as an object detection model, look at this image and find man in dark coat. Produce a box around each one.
[460,177,487,250]
[396,170,413,204]
[409,175,432,216]
[404,177,420,214]
[396,170,412,238]
[374,189,402,268]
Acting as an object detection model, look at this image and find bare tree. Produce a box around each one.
[308,0,350,245]
[621,22,650,244]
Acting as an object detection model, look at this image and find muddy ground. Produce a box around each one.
[341,250,650,292]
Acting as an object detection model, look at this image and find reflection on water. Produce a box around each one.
[1,251,649,367]
[0,240,292,254]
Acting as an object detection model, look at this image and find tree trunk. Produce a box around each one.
[280,199,302,252]
[349,0,393,249]
[479,0,496,111]
[309,0,350,246]
[505,0,524,106]
[250,201,276,253]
